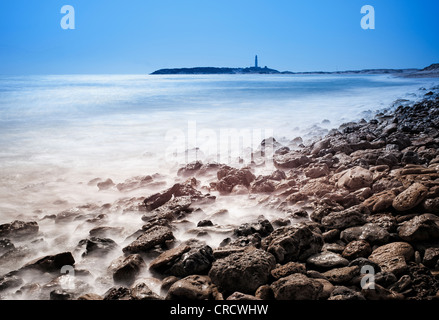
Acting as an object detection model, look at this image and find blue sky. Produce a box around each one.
[0,0,438,74]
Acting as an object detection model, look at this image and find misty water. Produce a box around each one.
[0,74,437,299]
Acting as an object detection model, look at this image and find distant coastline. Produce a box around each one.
[151,63,439,78]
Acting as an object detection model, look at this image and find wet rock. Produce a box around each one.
[269,169,287,181]
[142,196,194,221]
[366,213,398,233]
[216,167,255,194]
[149,245,191,272]
[376,153,399,168]
[389,275,412,293]
[340,223,390,245]
[116,175,153,192]
[423,247,439,268]
[361,283,404,300]
[167,241,214,277]
[306,251,349,271]
[197,220,213,227]
[262,223,323,263]
[77,293,104,300]
[305,164,330,179]
[161,276,179,292]
[209,248,276,294]
[328,286,365,300]
[271,273,323,300]
[0,274,23,292]
[273,152,311,169]
[226,292,261,300]
[392,182,429,211]
[97,178,115,190]
[89,226,125,238]
[130,282,162,300]
[21,252,75,273]
[0,220,39,239]
[271,262,306,280]
[250,176,276,193]
[311,139,331,156]
[55,208,84,224]
[78,237,118,257]
[122,226,174,253]
[398,214,439,242]
[374,271,398,288]
[233,219,273,237]
[422,197,439,214]
[0,239,15,256]
[166,275,215,300]
[363,190,397,213]
[368,242,414,276]
[104,286,132,300]
[321,205,369,230]
[109,254,146,285]
[336,167,373,191]
[50,289,73,300]
[342,240,372,260]
[177,161,203,177]
[322,266,360,285]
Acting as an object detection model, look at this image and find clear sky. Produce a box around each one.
[0,0,438,74]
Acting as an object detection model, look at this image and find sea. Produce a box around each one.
[0,73,437,298]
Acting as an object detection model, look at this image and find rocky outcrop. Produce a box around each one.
[208,248,276,294]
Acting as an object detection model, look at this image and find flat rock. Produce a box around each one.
[21,252,75,273]
[271,262,306,279]
[336,167,373,191]
[368,242,414,276]
[271,273,323,300]
[208,248,276,294]
[340,223,390,245]
[392,182,429,211]
[122,226,174,253]
[262,223,323,263]
[322,266,360,285]
[166,275,215,300]
[149,245,191,272]
[398,214,439,242]
[321,205,369,230]
[109,254,145,286]
[306,251,349,271]
[0,220,39,239]
[342,240,372,260]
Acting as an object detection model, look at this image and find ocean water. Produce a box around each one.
[0,74,438,298]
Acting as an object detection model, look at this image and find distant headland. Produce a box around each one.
[150,56,439,78]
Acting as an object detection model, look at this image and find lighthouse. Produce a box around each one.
[255,55,258,68]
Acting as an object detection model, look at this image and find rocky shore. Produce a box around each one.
[1,94,439,301]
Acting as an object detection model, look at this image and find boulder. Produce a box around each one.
[368,242,414,276]
[271,262,306,280]
[322,266,360,285]
[109,254,145,286]
[423,247,439,268]
[262,223,323,263]
[336,167,373,191]
[0,221,39,239]
[361,283,404,300]
[273,152,311,169]
[271,273,323,300]
[321,205,369,230]
[398,214,439,242]
[306,251,349,271]
[21,252,75,273]
[208,248,276,294]
[363,190,397,213]
[167,241,214,277]
[226,292,261,300]
[216,167,255,194]
[166,275,215,300]
[130,282,162,300]
[149,245,191,272]
[233,219,274,237]
[392,183,429,211]
[305,164,330,179]
[342,240,372,260]
[78,237,118,257]
[122,226,174,253]
[328,286,365,300]
[340,223,390,245]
